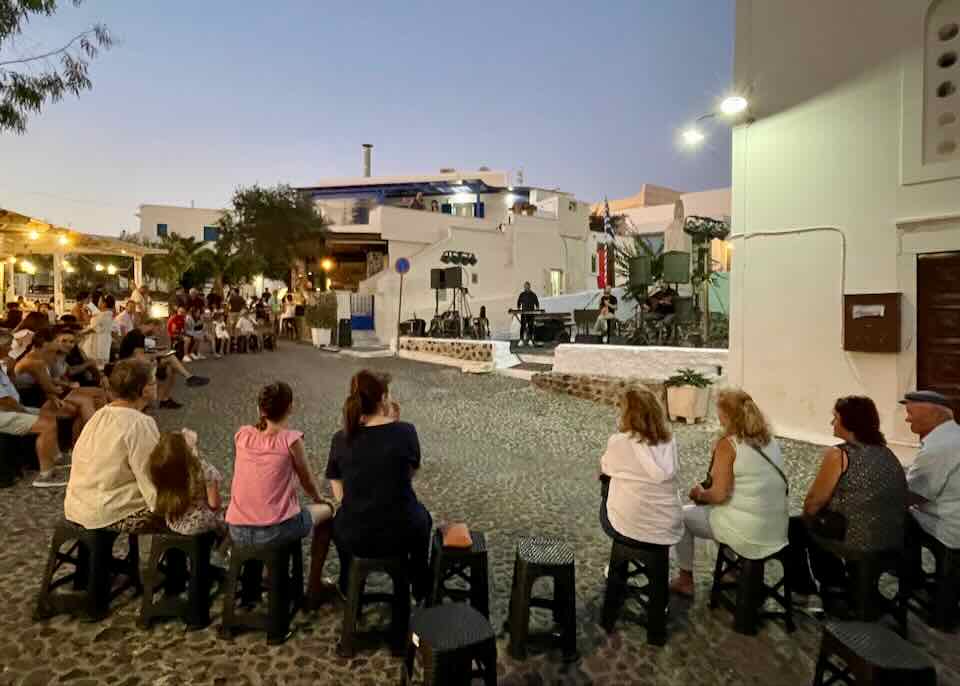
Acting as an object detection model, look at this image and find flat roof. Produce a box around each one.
[300,170,510,190]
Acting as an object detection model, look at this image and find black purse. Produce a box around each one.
[810,447,849,541]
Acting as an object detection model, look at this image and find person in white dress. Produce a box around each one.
[80,294,115,367]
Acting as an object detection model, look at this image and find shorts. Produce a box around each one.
[0,411,38,436]
[229,508,312,548]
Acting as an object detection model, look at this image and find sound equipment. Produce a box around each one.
[629,256,652,287]
[337,318,352,348]
[444,266,463,289]
[430,268,446,290]
[662,251,691,284]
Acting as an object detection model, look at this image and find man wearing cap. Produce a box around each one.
[902,390,960,550]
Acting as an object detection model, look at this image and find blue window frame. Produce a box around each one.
[203,225,220,242]
[156,223,168,238]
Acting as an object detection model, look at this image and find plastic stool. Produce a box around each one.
[600,540,670,645]
[139,531,218,630]
[338,554,411,657]
[813,620,937,685]
[710,543,795,635]
[427,529,490,618]
[400,603,497,686]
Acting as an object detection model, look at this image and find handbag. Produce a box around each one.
[809,447,849,541]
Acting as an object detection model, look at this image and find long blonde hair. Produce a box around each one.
[619,387,672,445]
[716,389,772,448]
[149,432,206,520]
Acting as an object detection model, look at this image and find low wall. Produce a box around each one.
[552,344,728,381]
[532,372,665,407]
[397,337,519,369]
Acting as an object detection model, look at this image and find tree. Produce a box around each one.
[1,1,113,134]
[221,184,328,281]
[192,231,262,293]
[147,235,203,291]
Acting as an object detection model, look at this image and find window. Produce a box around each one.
[156,223,168,238]
[590,254,598,274]
[549,269,565,297]
[203,226,220,242]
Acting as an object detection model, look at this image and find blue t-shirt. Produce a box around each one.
[325,422,425,548]
[0,365,21,404]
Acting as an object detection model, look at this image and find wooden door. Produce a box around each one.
[918,251,960,411]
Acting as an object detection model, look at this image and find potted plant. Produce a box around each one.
[305,293,338,348]
[664,368,713,424]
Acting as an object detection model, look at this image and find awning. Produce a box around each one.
[0,209,165,258]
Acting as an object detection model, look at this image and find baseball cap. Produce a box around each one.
[899,391,954,409]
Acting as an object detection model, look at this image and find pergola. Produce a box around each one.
[0,208,165,314]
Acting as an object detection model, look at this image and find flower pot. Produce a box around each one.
[311,327,331,348]
[667,385,711,424]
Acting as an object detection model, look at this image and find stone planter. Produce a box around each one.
[667,385,711,424]
[311,327,331,348]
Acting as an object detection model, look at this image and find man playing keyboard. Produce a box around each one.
[516,281,541,347]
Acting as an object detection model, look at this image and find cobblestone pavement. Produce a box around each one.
[1,343,957,685]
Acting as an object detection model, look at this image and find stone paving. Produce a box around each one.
[1,343,958,685]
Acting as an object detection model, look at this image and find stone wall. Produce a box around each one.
[398,337,494,362]
[532,371,666,407]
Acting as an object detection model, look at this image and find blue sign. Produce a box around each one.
[395,257,411,275]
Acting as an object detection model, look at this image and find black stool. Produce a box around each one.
[822,547,908,635]
[219,539,303,645]
[907,526,959,632]
[506,536,578,662]
[338,554,411,657]
[427,529,490,618]
[400,603,497,686]
[813,620,937,685]
[600,540,670,645]
[710,543,795,635]
[139,531,218,630]
[34,520,141,622]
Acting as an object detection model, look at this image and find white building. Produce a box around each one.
[137,204,226,243]
[730,0,960,455]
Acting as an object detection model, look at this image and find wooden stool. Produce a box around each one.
[400,603,497,686]
[427,529,490,618]
[337,554,411,657]
[506,536,578,662]
[710,543,795,635]
[907,525,959,633]
[813,620,937,685]
[600,540,670,645]
[139,531,218,630]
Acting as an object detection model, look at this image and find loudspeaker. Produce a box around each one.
[629,256,652,287]
[662,251,691,284]
[430,268,446,290]
[444,266,463,289]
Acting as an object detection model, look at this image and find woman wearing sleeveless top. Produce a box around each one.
[787,396,906,596]
[670,389,789,597]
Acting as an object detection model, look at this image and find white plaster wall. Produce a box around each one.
[553,344,728,381]
[731,0,960,453]
[137,205,225,242]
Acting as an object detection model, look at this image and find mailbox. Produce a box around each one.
[843,293,901,353]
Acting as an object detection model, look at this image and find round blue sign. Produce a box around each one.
[395,257,411,275]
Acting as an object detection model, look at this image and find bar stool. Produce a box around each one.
[906,525,958,633]
[400,603,497,686]
[337,554,411,657]
[600,540,670,645]
[139,531,218,630]
[427,529,490,618]
[710,543,795,635]
[813,620,937,685]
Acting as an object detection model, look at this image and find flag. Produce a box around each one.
[603,197,615,242]
[597,244,606,289]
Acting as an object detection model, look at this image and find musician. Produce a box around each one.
[516,282,540,347]
[643,288,677,329]
[592,286,619,342]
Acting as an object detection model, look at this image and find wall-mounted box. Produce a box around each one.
[843,293,901,353]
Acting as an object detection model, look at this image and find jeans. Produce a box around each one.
[229,509,313,548]
[674,504,716,571]
[520,314,535,343]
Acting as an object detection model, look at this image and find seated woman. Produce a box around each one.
[600,388,683,548]
[787,396,906,597]
[226,382,337,608]
[64,359,165,532]
[325,370,433,601]
[51,328,107,410]
[670,389,789,597]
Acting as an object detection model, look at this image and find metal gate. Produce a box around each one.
[350,294,375,331]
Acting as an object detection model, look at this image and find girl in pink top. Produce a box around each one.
[226,382,339,608]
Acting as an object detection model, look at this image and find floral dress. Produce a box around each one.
[166,458,226,536]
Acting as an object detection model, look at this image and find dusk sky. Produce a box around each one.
[1,1,734,235]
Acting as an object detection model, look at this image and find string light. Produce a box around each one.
[95,263,104,272]
[106,265,117,275]
[57,234,69,246]
[28,230,39,240]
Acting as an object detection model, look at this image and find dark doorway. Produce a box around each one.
[918,251,960,412]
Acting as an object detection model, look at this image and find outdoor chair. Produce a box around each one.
[139,531,219,630]
[219,538,303,645]
[812,620,937,685]
[906,525,958,633]
[400,603,497,686]
[709,543,795,635]
[427,528,490,618]
[337,554,411,658]
[819,545,909,636]
[34,520,142,622]
[600,540,670,646]
[506,536,578,662]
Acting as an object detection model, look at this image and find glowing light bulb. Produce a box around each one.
[57,234,69,246]
[28,230,39,240]
[107,265,117,275]
[720,95,749,116]
[95,263,104,272]
[682,128,706,146]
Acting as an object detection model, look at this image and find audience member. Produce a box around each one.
[118,319,209,410]
[70,292,91,325]
[64,359,165,532]
[226,382,337,608]
[670,389,789,597]
[80,294,115,366]
[114,299,138,338]
[325,370,432,601]
[213,312,231,356]
[279,295,297,339]
[149,429,225,536]
[599,388,683,548]
[2,302,22,329]
[167,306,188,358]
[130,284,151,320]
[13,328,91,433]
[183,307,209,361]
[787,396,907,598]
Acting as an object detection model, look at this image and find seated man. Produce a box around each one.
[118,319,209,410]
[0,332,68,488]
[236,309,260,352]
[903,391,960,553]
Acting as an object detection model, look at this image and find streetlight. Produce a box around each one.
[682,127,706,146]
[680,94,749,147]
[320,257,335,272]
[720,95,748,116]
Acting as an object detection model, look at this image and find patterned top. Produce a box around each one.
[827,442,907,552]
[166,458,224,536]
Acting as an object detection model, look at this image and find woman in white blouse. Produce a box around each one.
[80,294,115,366]
[599,388,683,547]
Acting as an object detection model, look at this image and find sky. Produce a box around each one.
[0,0,734,235]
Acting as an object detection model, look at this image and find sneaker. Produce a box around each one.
[182,354,194,362]
[159,398,184,409]
[32,467,69,488]
[194,353,207,360]
[213,353,223,359]
[517,340,525,347]
[186,375,209,387]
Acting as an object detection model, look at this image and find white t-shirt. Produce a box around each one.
[114,311,135,337]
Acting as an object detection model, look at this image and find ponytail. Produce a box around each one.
[343,370,390,438]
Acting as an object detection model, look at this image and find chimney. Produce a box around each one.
[362,144,373,177]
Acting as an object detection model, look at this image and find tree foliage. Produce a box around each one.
[615,233,664,304]
[1,0,113,134]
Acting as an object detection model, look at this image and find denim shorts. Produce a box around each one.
[229,508,312,548]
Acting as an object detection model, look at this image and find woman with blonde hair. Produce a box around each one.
[670,389,789,597]
[599,387,683,547]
